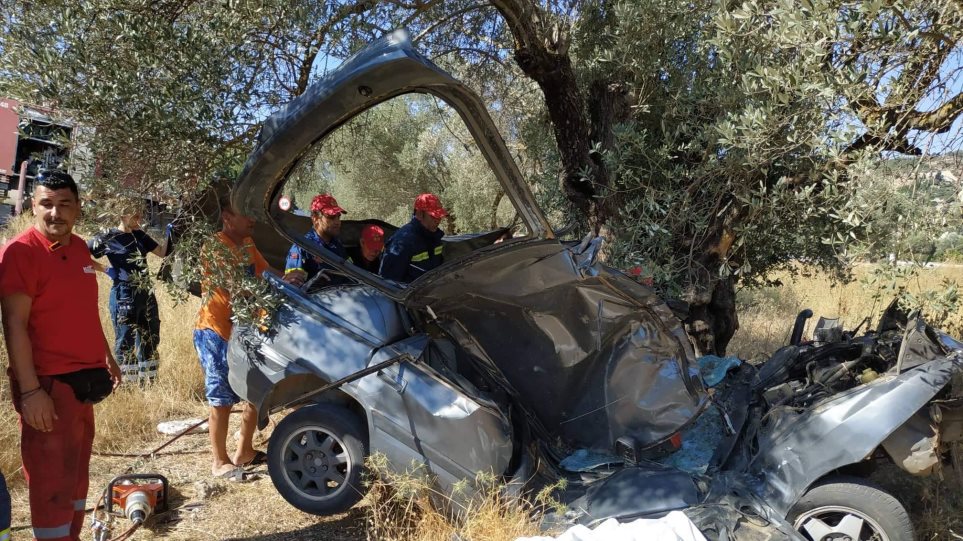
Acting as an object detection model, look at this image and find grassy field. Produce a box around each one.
[0,216,961,539]
[728,264,963,362]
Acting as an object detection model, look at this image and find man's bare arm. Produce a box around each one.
[2,293,36,390]
[102,326,122,387]
[1,293,57,431]
[90,259,108,274]
[150,238,169,258]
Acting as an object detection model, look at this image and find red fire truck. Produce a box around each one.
[0,98,91,220]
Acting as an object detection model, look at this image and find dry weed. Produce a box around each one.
[364,453,557,541]
[728,264,963,360]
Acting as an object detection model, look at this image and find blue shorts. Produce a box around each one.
[193,328,240,407]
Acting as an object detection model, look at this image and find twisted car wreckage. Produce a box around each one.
[224,31,963,540]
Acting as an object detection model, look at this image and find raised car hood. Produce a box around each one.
[233,30,552,275]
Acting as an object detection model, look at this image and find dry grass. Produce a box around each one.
[728,263,963,361]
[88,282,208,455]
[364,454,553,541]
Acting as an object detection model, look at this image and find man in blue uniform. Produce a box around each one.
[89,200,171,384]
[380,193,448,283]
[285,194,348,286]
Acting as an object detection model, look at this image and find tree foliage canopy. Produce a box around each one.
[3,0,962,352]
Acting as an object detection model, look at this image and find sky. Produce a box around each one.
[908,48,963,155]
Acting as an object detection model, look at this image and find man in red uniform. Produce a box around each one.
[0,171,122,541]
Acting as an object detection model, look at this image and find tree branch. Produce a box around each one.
[413,2,492,43]
[904,90,963,134]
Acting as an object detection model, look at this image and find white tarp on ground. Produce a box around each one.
[516,511,708,541]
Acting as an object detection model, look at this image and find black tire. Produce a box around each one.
[788,476,914,541]
[267,403,368,515]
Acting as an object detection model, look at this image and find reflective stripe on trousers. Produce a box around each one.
[33,523,71,539]
[31,499,86,538]
[13,377,94,541]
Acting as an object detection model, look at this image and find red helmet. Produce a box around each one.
[310,194,347,217]
[414,193,448,219]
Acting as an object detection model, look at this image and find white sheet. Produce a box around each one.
[516,511,708,541]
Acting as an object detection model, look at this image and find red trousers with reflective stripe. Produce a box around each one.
[14,377,94,541]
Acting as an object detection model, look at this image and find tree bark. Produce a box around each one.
[490,0,599,216]
[684,278,739,357]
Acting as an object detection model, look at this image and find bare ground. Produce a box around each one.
[8,412,367,541]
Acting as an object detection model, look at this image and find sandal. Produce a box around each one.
[238,450,268,468]
[216,467,254,482]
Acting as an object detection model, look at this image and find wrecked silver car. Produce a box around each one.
[226,31,963,540]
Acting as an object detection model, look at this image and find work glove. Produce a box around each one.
[164,222,177,253]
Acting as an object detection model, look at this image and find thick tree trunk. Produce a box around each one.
[527,56,597,213]
[681,207,742,356]
[684,277,739,357]
[490,0,599,215]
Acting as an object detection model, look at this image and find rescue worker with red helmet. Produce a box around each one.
[284,193,348,286]
[346,224,385,274]
[380,193,448,283]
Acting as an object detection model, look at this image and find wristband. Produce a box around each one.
[20,387,43,400]
[19,385,40,395]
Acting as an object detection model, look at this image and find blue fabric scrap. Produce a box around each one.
[697,355,742,388]
[559,448,622,473]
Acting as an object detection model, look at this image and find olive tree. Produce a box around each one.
[3,0,962,354]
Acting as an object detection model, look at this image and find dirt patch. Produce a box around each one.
[8,412,366,540]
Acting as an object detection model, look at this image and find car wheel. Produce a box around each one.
[267,403,368,515]
[788,476,914,541]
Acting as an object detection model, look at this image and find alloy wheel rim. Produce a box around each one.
[793,505,890,541]
[280,426,352,501]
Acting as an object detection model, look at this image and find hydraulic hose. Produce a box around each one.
[790,309,813,345]
[108,523,140,541]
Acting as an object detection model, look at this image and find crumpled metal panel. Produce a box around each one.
[407,240,708,451]
[228,282,514,494]
[751,355,962,515]
[686,471,807,540]
[356,335,514,484]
